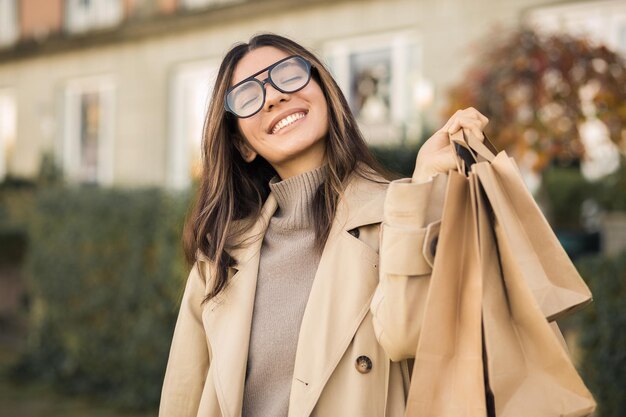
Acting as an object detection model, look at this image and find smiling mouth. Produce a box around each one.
[270,111,308,135]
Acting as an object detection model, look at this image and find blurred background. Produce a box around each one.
[0,0,625,416]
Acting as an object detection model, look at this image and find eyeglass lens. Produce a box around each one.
[226,56,311,118]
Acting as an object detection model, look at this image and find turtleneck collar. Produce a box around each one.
[268,163,329,230]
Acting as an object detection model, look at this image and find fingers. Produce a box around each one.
[442,107,489,140]
[448,117,484,140]
[420,107,490,178]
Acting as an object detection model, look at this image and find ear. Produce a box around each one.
[235,138,258,163]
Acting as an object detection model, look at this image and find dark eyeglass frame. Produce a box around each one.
[224,55,314,119]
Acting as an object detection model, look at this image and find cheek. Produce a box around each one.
[316,100,330,133]
[314,91,329,123]
[238,119,262,144]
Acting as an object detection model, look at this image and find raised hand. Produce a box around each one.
[412,107,489,183]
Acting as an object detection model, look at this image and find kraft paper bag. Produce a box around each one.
[405,167,487,417]
[472,156,592,321]
[406,130,596,417]
[455,132,592,321]
[469,163,596,417]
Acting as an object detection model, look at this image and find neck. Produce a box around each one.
[271,141,327,180]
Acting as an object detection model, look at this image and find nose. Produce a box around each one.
[263,81,290,111]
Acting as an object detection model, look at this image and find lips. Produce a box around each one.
[267,109,308,135]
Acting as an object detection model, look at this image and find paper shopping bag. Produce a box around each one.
[473,156,592,321]
[457,130,597,416]
[405,130,596,417]
[451,131,592,321]
[404,168,487,417]
[471,173,597,417]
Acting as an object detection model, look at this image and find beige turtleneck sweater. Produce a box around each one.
[242,163,329,417]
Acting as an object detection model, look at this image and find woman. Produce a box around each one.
[159,33,488,417]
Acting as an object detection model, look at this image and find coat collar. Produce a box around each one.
[203,165,389,417]
[223,165,389,269]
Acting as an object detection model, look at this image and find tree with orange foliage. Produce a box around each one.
[446,28,626,173]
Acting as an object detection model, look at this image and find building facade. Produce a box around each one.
[0,0,624,188]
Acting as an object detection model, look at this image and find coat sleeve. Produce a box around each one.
[370,176,443,362]
[159,261,211,417]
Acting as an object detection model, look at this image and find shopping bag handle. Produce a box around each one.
[449,129,498,174]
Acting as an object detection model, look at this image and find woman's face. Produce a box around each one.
[230,46,329,179]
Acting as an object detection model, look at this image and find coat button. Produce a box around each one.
[355,355,372,374]
[348,228,360,239]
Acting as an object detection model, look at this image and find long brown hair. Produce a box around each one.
[182,33,398,302]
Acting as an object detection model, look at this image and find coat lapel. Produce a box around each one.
[203,193,278,417]
[287,172,389,417]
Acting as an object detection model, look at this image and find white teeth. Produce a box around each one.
[272,112,306,134]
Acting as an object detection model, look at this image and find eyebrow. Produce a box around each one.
[230,55,294,89]
[231,64,272,89]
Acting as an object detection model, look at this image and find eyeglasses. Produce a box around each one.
[224,55,314,118]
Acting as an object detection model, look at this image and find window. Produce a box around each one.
[323,31,425,145]
[168,60,219,190]
[350,48,392,125]
[0,0,18,47]
[65,0,123,34]
[63,76,115,185]
[0,89,16,180]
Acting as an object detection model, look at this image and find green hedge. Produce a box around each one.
[540,165,593,231]
[370,143,421,178]
[574,251,626,417]
[12,185,191,409]
[0,180,36,267]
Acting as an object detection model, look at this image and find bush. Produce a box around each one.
[370,143,421,178]
[12,185,192,409]
[0,179,36,266]
[540,164,593,230]
[593,156,626,212]
[574,251,626,417]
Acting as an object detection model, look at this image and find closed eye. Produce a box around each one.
[280,75,303,84]
[241,97,256,108]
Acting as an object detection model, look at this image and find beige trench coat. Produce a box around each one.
[159,167,445,417]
